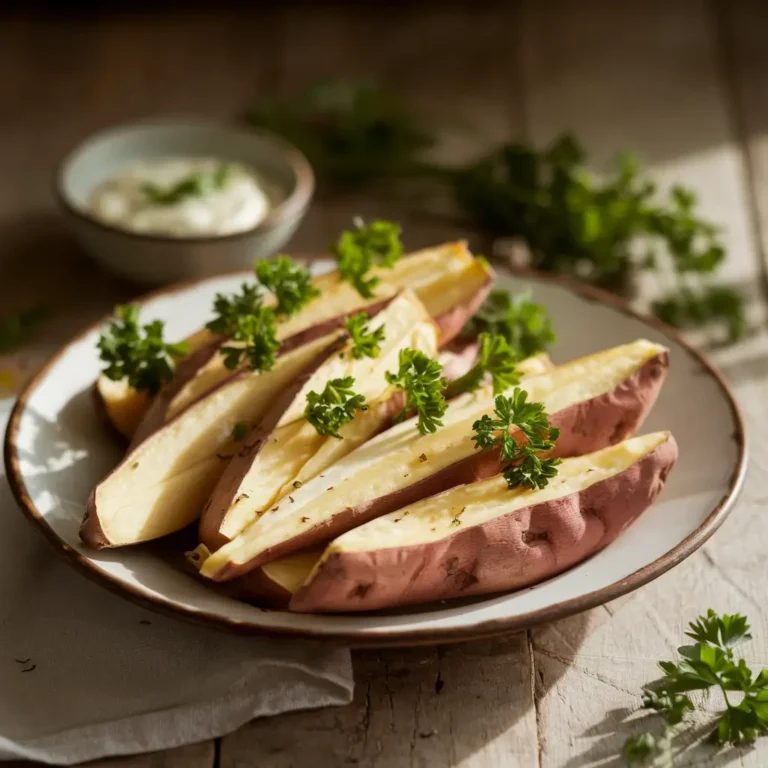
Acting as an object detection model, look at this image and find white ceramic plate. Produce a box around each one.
[4,263,747,646]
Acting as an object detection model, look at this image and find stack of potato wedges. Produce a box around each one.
[82,242,677,614]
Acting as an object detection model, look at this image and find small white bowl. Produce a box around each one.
[56,119,314,285]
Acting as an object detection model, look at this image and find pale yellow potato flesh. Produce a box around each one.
[167,242,484,420]
[210,294,437,543]
[200,339,666,579]
[86,333,341,547]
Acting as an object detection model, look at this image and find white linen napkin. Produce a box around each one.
[0,398,353,766]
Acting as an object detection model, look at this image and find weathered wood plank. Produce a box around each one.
[220,636,538,768]
[519,1,768,765]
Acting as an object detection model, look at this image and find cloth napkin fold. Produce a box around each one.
[0,400,353,766]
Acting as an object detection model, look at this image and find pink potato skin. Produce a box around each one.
[214,353,668,580]
[432,272,494,347]
[289,435,678,613]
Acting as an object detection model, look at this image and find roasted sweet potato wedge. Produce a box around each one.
[95,243,493,439]
[288,432,677,612]
[200,339,669,581]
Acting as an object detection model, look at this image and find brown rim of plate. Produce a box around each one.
[54,121,315,245]
[3,263,748,648]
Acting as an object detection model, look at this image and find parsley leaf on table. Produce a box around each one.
[0,308,48,354]
[624,610,768,764]
[97,305,188,394]
[472,389,560,490]
[246,79,435,187]
[385,348,447,435]
[254,256,320,318]
[345,313,385,359]
[332,217,404,298]
[304,376,367,438]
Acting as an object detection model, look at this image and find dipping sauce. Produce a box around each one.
[87,157,271,238]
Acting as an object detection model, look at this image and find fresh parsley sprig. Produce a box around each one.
[345,313,385,359]
[625,610,768,763]
[332,218,403,298]
[97,305,188,394]
[385,349,447,435]
[472,389,560,490]
[445,332,521,399]
[304,376,367,438]
[463,290,556,359]
[142,165,233,205]
[0,307,48,354]
[254,256,320,317]
[206,284,279,372]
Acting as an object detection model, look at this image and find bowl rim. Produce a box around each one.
[54,117,315,246]
[2,263,749,647]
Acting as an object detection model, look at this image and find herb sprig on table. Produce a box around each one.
[247,80,745,342]
[0,308,48,354]
[98,305,188,394]
[472,389,560,490]
[304,376,367,438]
[624,610,768,764]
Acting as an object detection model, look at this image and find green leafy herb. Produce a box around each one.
[345,313,385,359]
[254,256,320,317]
[624,610,768,763]
[206,284,279,372]
[0,308,48,354]
[232,422,248,442]
[246,79,435,187]
[445,332,521,399]
[385,349,447,435]
[97,305,188,394]
[206,283,264,337]
[246,79,744,342]
[332,218,404,298]
[464,290,555,359]
[304,376,367,438]
[472,389,560,490]
[219,308,279,372]
[142,165,234,205]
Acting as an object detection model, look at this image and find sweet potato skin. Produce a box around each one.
[216,353,668,578]
[289,435,678,613]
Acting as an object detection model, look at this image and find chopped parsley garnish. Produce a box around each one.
[142,165,234,205]
[332,218,403,298]
[97,304,188,394]
[304,376,367,438]
[254,256,320,317]
[206,284,279,372]
[345,313,386,359]
[445,332,521,399]
[385,349,447,435]
[472,389,560,490]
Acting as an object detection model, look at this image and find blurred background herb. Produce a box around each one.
[247,79,745,343]
[0,308,49,354]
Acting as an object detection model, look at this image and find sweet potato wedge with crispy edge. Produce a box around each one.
[95,243,494,439]
[199,348,554,553]
[200,339,669,582]
[198,292,439,550]
[288,432,677,613]
[81,332,346,549]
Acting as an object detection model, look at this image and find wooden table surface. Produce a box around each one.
[3,2,768,765]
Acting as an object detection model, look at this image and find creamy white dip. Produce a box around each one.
[87,157,271,237]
